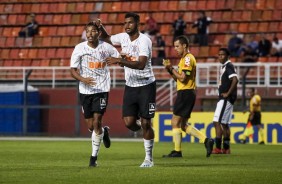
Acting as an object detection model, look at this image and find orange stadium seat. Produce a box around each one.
[262,10,272,20]
[5,37,15,47]
[40,59,50,66]
[39,3,49,13]
[62,14,71,24]
[178,1,187,10]
[71,14,80,24]
[0,37,6,47]
[22,4,31,13]
[7,14,17,25]
[37,49,47,59]
[207,0,216,10]
[22,59,32,66]
[80,14,89,24]
[75,2,85,12]
[13,60,23,66]
[199,46,209,57]
[30,4,40,13]
[66,3,76,12]
[46,48,57,58]
[159,1,168,10]
[53,15,63,24]
[251,10,262,20]
[57,27,66,36]
[168,1,178,10]
[51,37,61,47]
[48,3,58,13]
[256,0,266,9]
[84,3,94,12]
[112,2,122,11]
[258,22,269,32]
[9,49,20,59]
[102,2,112,11]
[60,37,71,46]
[58,3,67,12]
[248,22,258,32]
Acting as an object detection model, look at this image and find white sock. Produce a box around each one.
[144,139,154,162]
[91,130,104,157]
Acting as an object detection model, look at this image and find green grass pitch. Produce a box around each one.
[0,140,281,184]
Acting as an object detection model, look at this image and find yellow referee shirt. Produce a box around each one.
[250,94,261,112]
[177,53,196,91]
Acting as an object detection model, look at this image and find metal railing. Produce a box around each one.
[0,63,281,88]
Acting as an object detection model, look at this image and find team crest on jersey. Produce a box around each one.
[184,57,190,67]
[148,103,156,114]
[100,98,107,109]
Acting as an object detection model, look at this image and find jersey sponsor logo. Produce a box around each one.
[149,103,156,114]
[184,57,190,67]
[100,98,107,109]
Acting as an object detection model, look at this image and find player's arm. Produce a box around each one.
[70,68,96,86]
[221,76,238,98]
[93,19,112,44]
[106,55,147,70]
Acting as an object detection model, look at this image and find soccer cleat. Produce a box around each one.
[162,150,182,158]
[222,149,231,154]
[239,139,246,144]
[212,148,223,154]
[258,141,265,145]
[103,126,111,148]
[204,138,214,157]
[140,160,154,168]
[89,156,98,167]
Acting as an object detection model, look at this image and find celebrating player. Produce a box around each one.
[97,12,156,167]
[70,22,119,167]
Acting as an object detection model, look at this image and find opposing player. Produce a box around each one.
[162,35,214,158]
[70,22,119,167]
[212,48,238,154]
[97,12,156,167]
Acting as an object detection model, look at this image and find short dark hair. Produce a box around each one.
[174,35,189,47]
[125,12,140,23]
[250,88,255,93]
[219,48,231,56]
[85,21,100,31]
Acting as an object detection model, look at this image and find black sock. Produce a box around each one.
[215,137,222,149]
[223,137,230,150]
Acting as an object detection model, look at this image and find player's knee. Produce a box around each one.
[125,123,140,131]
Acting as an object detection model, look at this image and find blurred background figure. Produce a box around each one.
[240,88,264,145]
[143,13,159,39]
[228,32,244,57]
[271,36,282,57]
[258,34,271,57]
[152,32,166,66]
[18,13,39,38]
[192,11,212,46]
[171,13,187,42]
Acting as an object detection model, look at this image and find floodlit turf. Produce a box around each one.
[0,140,281,184]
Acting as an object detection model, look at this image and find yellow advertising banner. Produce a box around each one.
[153,112,282,144]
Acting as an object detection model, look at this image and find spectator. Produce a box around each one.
[153,32,166,65]
[192,11,212,46]
[242,45,258,63]
[271,36,282,57]
[228,32,243,57]
[171,13,187,42]
[18,13,39,38]
[144,13,159,37]
[258,34,272,57]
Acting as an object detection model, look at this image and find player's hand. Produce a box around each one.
[106,57,120,65]
[93,18,102,28]
[162,59,172,69]
[221,92,229,98]
[82,77,96,86]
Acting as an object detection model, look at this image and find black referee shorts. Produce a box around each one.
[250,111,261,125]
[173,89,196,119]
[123,81,156,119]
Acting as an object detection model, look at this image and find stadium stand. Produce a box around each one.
[0,0,281,80]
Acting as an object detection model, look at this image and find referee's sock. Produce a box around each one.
[172,128,182,151]
[185,125,206,143]
[215,137,222,150]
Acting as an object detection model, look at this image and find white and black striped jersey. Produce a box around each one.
[111,32,155,87]
[70,41,119,94]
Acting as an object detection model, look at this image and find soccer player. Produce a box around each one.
[240,88,264,144]
[70,22,120,167]
[97,12,156,167]
[162,35,214,158]
[212,48,238,154]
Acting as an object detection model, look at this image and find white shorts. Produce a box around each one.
[213,99,233,124]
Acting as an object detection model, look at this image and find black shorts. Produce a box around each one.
[250,111,261,125]
[123,81,156,119]
[80,92,108,119]
[173,89,196,119]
